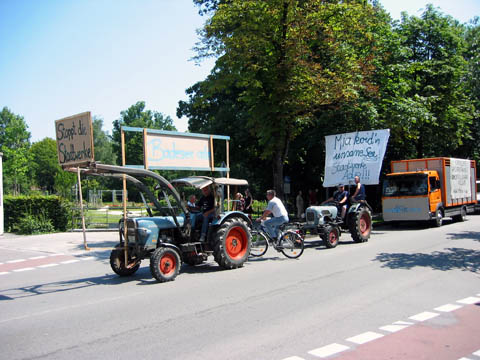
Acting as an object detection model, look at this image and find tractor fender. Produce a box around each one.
[212,211,252,227]
[348,201,372,214]
[156,242,182,255]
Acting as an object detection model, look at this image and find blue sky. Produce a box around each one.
[0,0,479,143]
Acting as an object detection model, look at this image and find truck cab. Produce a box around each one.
[382,170,441,222]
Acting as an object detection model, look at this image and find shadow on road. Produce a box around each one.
[0,268,157,301]
[446,230,480,242]
[374,247,480,273]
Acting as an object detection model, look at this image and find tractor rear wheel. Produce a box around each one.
[348,207,372,243]
[110,244,141,277]
[150,247,181,282]
[213,217,251,269]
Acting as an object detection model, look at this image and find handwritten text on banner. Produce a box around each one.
[324,129,390,187]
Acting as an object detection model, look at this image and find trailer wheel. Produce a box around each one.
[322,225,339,248]
[433,208,443,227]
[150,247,181,282]
[453,206,467,222]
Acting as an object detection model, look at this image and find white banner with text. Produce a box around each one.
[324,129,390,187]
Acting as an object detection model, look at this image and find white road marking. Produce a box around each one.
[393,320,413,325]
[308,343,350,358]
[282,357,305,360]
[60,259,79,264]
[6,259,26,263]
[37,263,59,268]
[29,256,47,260]
[0,271,10,275]
[409,311,439,322]
[80,257,95,261]
[49,253,64,257]
[379,323,410,333]
[346,331,384,344]
[435,304,463,312]
[457,358,472,360]
[457,297,480,305]
[473,349,480,356]
[12,267,35,272]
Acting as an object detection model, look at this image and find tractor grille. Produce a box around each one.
[306,210,315,223]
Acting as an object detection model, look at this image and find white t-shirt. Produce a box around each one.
[267,196,288,217]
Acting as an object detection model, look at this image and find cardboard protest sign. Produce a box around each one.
[324,129,390,187]
[55,112,94,167]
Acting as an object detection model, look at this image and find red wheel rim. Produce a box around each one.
[159,253,176,275]
[359,213,371,236]
[225,227,248,260]
[329,230,338,245]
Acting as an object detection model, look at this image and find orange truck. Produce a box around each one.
[382,157,477,226]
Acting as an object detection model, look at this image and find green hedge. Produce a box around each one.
[4,195,73,234]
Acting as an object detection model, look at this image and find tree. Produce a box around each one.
[377,5,473,159]
[112,101,176,166]
[0,107,31,195]
[92,117,116,165]
[30,138,61,193]
[194,0,391,197]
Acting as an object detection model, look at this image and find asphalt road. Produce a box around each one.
[0,216,479,360]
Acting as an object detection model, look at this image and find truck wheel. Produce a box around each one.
[348,207,372,243]
[322,225,339,248]
[433,208,443,227]
[110,244,141,276]
[453,206,467,222]
[150,247,181,282]
[213,217,251,269]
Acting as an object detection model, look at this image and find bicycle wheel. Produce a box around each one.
[279,231,304,259]
[250,231,269,257]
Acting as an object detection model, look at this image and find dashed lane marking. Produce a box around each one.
[0,271,9,275]
[308,343,350,358]
[37,263,60,268]
[379,323,410,333]
[60,259,80,264]
[346,331,384,345]
[435,304,463,312]
[473,349,480,356]
[29,256,47,260]
[409,311,439,322]
[12,267,35,272]
[282,357,305,360]
[6,259,26,263]
[457,297,480,305]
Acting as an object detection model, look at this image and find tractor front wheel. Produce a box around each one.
[150,247,181,282]
[322,225,339,248]
[110,244,141,277]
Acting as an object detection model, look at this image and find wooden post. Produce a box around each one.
[121,129,128,264]
[77,167,89,250]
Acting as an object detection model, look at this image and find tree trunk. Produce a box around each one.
[273,151,284,200]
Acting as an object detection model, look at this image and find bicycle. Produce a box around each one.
[250,221,305,259]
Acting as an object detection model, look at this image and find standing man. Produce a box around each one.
[296,190,304,219]
[351,176,366,202]
[198,185,215,242]
[257,189,289,241]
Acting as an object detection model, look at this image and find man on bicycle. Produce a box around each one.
[257,189,289,241]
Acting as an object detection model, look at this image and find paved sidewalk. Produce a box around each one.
[0,231,119,257]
